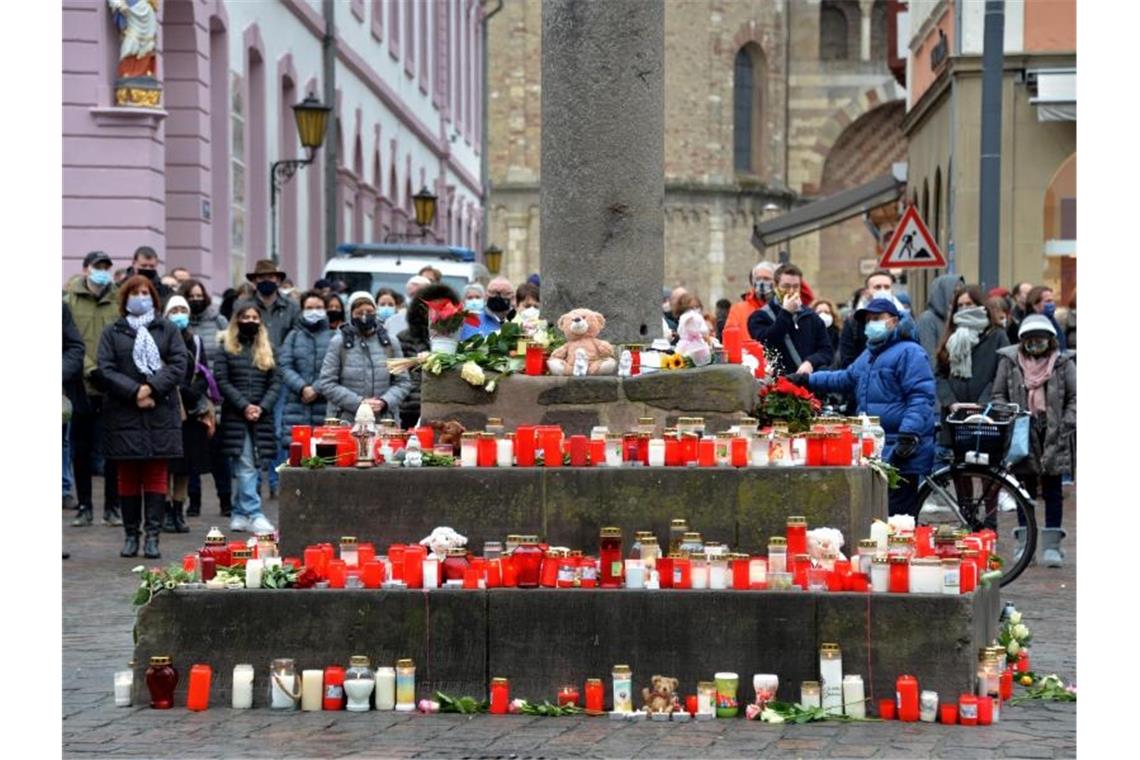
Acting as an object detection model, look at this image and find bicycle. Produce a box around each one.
[915,401,1037,586]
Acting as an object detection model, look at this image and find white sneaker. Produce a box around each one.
[249,514,276,534]
[229,515,250,533]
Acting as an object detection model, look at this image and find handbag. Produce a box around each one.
[1003,414,1030,466]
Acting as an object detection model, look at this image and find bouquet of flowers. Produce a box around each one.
[758,376,822,433]
[997,607,1033,663]
[425,298,480,337]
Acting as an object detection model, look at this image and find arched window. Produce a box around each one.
[871,0,889,61]
[820,1,849,61]
[921,179,930,228]
[733,45,766,176]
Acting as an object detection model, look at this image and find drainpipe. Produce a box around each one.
[977,0,1004,291]
[481,0,504,253]
[323,0,338,260]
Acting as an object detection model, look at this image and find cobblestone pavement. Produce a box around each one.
[63,481,1076,758]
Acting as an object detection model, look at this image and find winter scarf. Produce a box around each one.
[946,307,990,379]
[1017,349,1060,414]
[126,309,163,376]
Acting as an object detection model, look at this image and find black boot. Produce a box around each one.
[162,501,177,533]
[143,493,164,559]
[171,500,190,533]
[120,496,142,557]
[186,493,201,517]
[219,493,232,518]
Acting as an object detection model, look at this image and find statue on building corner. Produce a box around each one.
[108,0,162,108]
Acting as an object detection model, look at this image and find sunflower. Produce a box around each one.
[665,354,686,370]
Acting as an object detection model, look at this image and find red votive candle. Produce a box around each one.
[722,324,742,363]
[731,437,749,467]
[698,438,716,467]
[657,555,674,589]
[288,441,303,467]
[589,438,605,466]
[672,556,692,589]
[896,675,919,721]
[977,695,993,725]
[585,679,605,713]
[199,555,216,582]
[515,426,537,466]
[501,556,518,587]
[182,553,198,575]
[463,563,481,589]
[578,555,598,588]
[357,543,375,567]
[940,704,958,724]
[186,664,212,711]
[362,561,383,588]
[849,573,869,592]
[731,556,750,589]
[888,557,909,593]
[826,569,845,592]
[636,434,650,465]
[681,433,699,464]
[664,435,681,467]
[327,559,347,588]
[486,558,502,588]
[477,434,496,467]
[569,435,589,466]
[622,433,638,462]
[414,426,434,450]
[323,667,345,710]
[388,544,406,582]
[958,694,978,725]
[878,698,895,719]
[629,347,641,376]
[1000,668,1013,701]
[792,553,811,589]
[541,429,564,467]
[403,545,426,588]
[490,678,510,714]
[525,343,545,375]
[558,685,580,707]
[1017,649,1030,673]
[786,517,807,556]
[291,424,312,454]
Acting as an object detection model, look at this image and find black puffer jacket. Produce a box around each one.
[97,316,188,460]
[214,339,281,460]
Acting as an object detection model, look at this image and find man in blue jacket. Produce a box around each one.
[786,298,936,516]
[747,263,834,376]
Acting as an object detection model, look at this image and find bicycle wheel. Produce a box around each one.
[916,464,1038,586]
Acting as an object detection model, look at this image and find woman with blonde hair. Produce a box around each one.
[215,302,280,533]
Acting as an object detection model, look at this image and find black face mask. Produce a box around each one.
[487,295,511,314]
[256,280,278,297]
[237,322,260,341]
[137,268,158,282]
[354,314,377,334]
[327,311,344,324]
[188,299,207,315]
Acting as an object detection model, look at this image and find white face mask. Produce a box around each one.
[817,312,834,329]
[520,307,540,321]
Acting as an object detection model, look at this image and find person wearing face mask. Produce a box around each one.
[159,296,216,534]
[839,271,899,369]
[374,288,401,327]
[318,291,412,425]
[787,298,936,517]
[177,279,232,518]
[324,293,346,330]
[747,263,833,376]
[515,282,541,318]
[96,276,189,558]
[934,285,1010,449]
[460,277,517,340]
[1025,285,1068,353]
[723,261,776,340]
[66,251,124,527]
[279,291,335,450]
[991,315,1075,567]
[397,283,460,429]
[813,300,841,365]
[917,273,966,367]
[214,303,280,534]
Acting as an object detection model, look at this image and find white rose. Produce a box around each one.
[1007,640,1020,656]
[460,360,486,387]
[760,707,785,724]
[1009,611,1022,625]
[1013,624,1029,640]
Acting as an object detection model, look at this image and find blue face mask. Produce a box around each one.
[89,268,112,287]
[126,295,153,316]
[864,319,891,344]
[377,305,396,321]
[168,313,190,330]
[466,298,485,313]
[1042,303,1056,318]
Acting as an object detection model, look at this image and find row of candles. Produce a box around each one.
[189,514,993,597]
[290,415,887,469]
[124,642,1029,725]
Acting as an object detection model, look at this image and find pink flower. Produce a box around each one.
[509,698,526,714]
[418,699,440,713]
[745,703,762,720]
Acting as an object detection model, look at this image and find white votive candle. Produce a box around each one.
[245,559,264,589]
[423,557,439,589]
[496,438,514,467]
[301,670,323,711]
[375,667,396,710]
[232,664,254,709]
[842,675,865,718]
[113,671,132,707]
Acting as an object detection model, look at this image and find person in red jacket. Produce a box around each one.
[724,260,817,339]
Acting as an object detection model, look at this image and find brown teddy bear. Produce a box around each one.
[428,419,466,456]
[641,675,680,714]
[546,308,617,375]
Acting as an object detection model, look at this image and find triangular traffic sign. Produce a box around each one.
[879,206,946,269]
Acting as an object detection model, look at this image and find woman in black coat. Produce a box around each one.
[396,285,453,429]
[215,302,280,535]
[97,275,188,559]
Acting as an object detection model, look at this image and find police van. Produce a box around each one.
[322,243,481,296]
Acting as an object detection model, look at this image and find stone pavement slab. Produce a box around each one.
[63,480,1076,758]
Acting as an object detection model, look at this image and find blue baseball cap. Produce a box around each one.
[855,297,902,322]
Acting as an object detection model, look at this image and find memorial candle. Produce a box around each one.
[786,516,808,556]
[570,435,590,466]
[301,669,324,711]
[490,678,510,715]
[362,561,383,588]
[395,660,416,712]
[800,681,821,709]
[113,669,133,707]
[460,432,479,467]
[749,557,768,588]
[404,545,426,589]
[558,685,581,707]
[388,544,406,582]
[671,554,692,589]
[842,675,865,718]
[958,694,978,725]
[497,435,515,467]
[698,437,716,467]
[819,644,843,715]
[375,667,396,710]
[589,437,606,466]
[896,675,919,722]
[186,664,212,711]
[731,554,750,590]
[232,664,254,709]
[599,527,624,588]
[327,559,347,589]
[422,557,440,588]
[515,426,537,466]
[244,559,263,589]
[585,678,605,713]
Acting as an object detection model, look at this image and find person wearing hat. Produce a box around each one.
[66,250,124,527]
[159,296,216,534]
[991,314,1075,567]
[318,290,413,425]
[787,297,936,517]
[746,263,833,376]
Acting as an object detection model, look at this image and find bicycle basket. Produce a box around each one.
[946,405,1017,466]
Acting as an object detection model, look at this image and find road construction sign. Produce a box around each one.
[879,206,946,269]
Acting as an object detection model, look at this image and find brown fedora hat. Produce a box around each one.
[246,259,286,282]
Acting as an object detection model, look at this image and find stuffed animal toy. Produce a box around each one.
[428,419,466,456]
[618,349,633,377]
[807,526,847,562]
[641,675,680,714]
[572,348,590,377]
[675,310,712,367]
[547,308,617,375]
[419,526,467,560]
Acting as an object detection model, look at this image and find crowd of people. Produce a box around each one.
[62,247,542,561]
[63,245,1074,567]
[662,262,1075,568]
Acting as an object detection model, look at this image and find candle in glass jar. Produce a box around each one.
[301,669,324,711]
[919,690,939,722]
[730,437,749,467]
[232,664,254,709]
[570,435,590,466]
[489,678,510,715]
[842,675,865,718]
[958,693,978,725]
[871,556,889,592]
[731,554,750,589]
[340,536,359,567]
[942,558,961,595]
[767,537,788,574]
[888,556,909,593]
[599,527,624,588]
[589,438,606,466]
[800,680,821,709]
[671,554,692,588]
[186,664,212,711]
[908,558,942,593]
[422,557,439,589]
[625,559,646,589]
[558,685,581,707]
[698,437,716,467]
[749,557,767,588]
[785,516,807,556]
[585,678,604,713]
[460,433,479,467]
[612,665,633,713]
[697,681,717,715]
[269,659,298,710]
[896,675,919,721]
[245,558,264,589]
[690,555,709,589]
[478,433,497,467]
[323,666,345,710]
[870,520,889,550]
[496,436,514,467]
[604,434,623,467]
[113,669,133,707]
[375,667,396,710]
[647,438,666,467]
[708,556,728,589]
[515,426,537,466]
[395,659,416,712]
[403,545,426,589]
[819,644,843,715]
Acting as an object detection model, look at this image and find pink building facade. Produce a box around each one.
[63,0,486,290]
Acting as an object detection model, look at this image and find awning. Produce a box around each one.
[752,163,907,250]
[1029,68,1076,123]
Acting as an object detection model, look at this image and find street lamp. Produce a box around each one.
[483,244,503,275]
[270,94,331,263]
[412,187,438,233]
